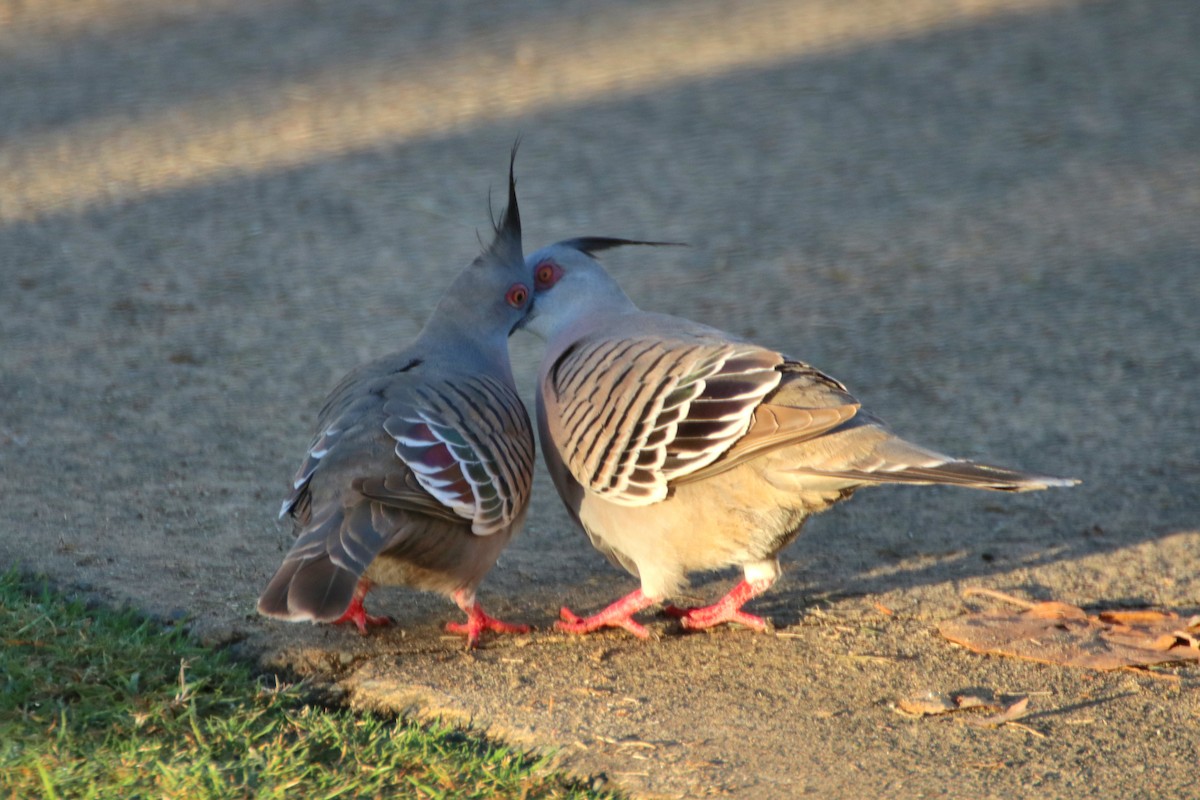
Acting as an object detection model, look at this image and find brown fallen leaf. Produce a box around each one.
[897,692,958,716]
[962,696,1030,728]
[953,693,993,711]
[940,589,1200,671]
[896,689,1014,718]
[897,691,1042,736]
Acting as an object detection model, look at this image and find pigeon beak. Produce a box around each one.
[511,296,536,335]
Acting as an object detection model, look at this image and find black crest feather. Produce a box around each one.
[559,237,686,255]
[477,138,523,266]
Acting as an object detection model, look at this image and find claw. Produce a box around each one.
[553,589,656,639]
[664,578,775,632]
[449,590,529,648]
[333,580,391,634]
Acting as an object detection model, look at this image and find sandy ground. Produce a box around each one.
[3,0,1199,796]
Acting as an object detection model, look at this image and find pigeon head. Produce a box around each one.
[426,145,531,342]
[521,237,681,341]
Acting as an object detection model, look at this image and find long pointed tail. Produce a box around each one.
[820,459,1080,492]
[789,421,1079,492]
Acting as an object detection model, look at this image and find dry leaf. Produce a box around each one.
[897,692,958,716]
[953,693,992,710]
[940,590,1200,671]
[962,696,1030,728]
[896,689,1015,718]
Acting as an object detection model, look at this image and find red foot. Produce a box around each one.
[334,580,391,635]
[555,589,657,639]
[663,578,775,632]
[447,590,529,648]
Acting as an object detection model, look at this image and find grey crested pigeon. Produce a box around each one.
[523,238,1078,638]
[257,154,535,647]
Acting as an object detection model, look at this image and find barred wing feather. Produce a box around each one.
[383,375,534,535]
[548,337,784,506]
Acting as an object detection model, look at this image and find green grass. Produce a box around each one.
[0,570,618,799]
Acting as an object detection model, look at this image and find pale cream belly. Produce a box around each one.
[577,458,853,598]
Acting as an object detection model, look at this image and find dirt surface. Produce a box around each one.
[3,1,1199,797]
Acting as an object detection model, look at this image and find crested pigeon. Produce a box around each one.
[257,155,535,647]
[523,238,1079,638]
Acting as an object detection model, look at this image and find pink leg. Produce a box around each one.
[663,577,775,632]
[556,589,658,639]
[445,589,530,648]
[333,579,392,635]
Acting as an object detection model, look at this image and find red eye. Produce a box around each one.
[534,261,562,290]
[505,283,529,308]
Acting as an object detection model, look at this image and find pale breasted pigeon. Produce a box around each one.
[257,157,535,647]
[523,238,1079,638]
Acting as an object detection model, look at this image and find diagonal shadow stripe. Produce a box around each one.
[0,0,1078,222]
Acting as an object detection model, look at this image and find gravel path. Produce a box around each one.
[3,1,1198,796]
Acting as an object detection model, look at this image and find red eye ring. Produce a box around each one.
[534,261,562,289]
[505,283,529,308]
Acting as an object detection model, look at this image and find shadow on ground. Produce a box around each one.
[2,1,1198,797]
